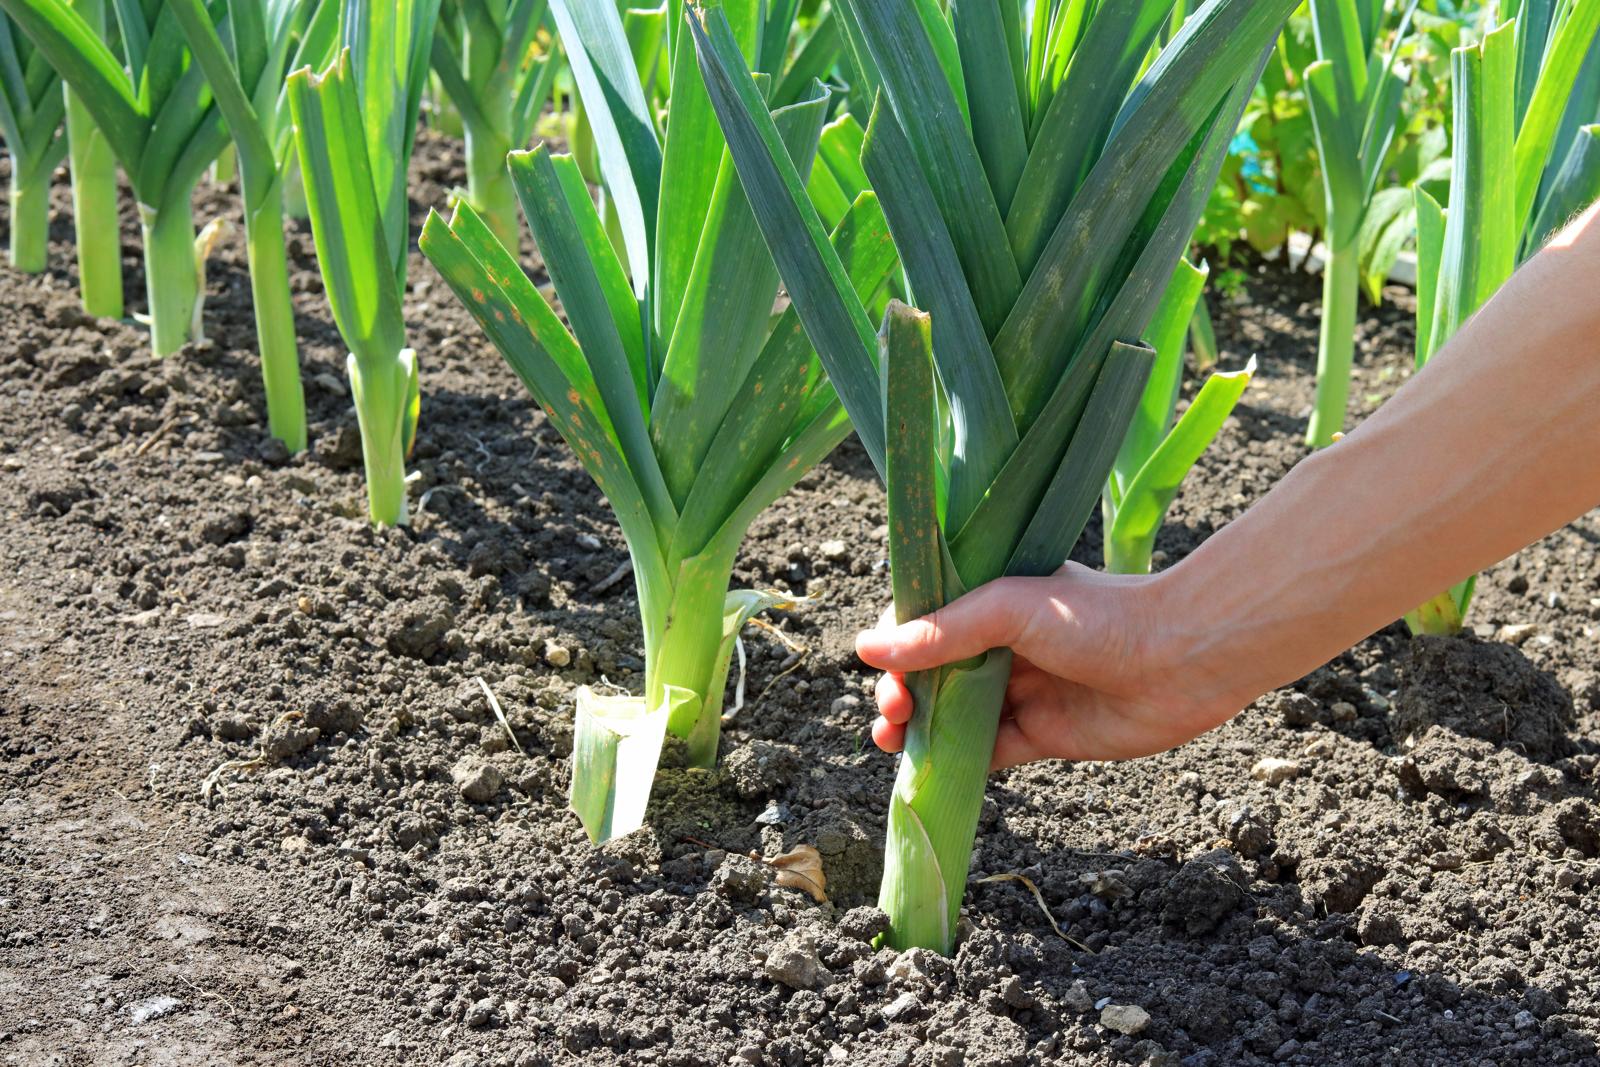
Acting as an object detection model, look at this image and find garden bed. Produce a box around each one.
[3,135,1599,1066]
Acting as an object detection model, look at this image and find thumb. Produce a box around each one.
[856,578,1035,672]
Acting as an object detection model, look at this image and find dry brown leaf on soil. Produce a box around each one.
[764,845,827,903]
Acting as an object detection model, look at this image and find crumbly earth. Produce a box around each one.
[3,135,1600,1067]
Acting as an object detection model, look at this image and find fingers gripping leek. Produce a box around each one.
[421,0,898,843]
[0,0,229,356]
[689,0,1298,951]
[289,0,439,525]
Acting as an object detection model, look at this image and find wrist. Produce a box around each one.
[1139,555,1254,728]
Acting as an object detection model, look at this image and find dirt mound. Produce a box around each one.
[1394,635,1575,760]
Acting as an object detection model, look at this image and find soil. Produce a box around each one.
[4,134,1600,1067]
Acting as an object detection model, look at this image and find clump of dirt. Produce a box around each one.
[1394,634,1576,760]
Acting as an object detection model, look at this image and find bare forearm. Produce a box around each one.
[1164,201,1600,714]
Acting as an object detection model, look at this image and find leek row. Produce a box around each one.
[0,0,230,356]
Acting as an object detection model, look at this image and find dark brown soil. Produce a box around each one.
[4,135,1600,1067]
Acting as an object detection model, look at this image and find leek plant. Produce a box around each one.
[429,0,561,247]
[62,0,121,317]
[689,0,1296,951]
[0,11,64,272]
[0,0,229,356]
[1301,0,1417,448]
[170,0,338,455]
[1102,259,1254,575]
[423,0,897,843]
[1405,0,1600,635]
[288,0,439,526]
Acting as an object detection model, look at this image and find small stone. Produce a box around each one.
[464,997,499,1028]
[888,949,939,984]
[1100,1004,1151,1036]
[125,607,163,627]
[192,451,225,464]
[543,642,572,668]
[1302,735,1334,758]
[128,996,182,1024]
[1081,869,1132,900]
[754,802,789,826]
[257,436,290,466]
[837,906,890,943]
[1497,623,1538,646]
[830,694,862,715]
[819,539,848,561]
[1330,701,1358,722]
[1001,976,1035,1010]
[452,756,504,803]
[882,991,921,1022]
[1063,980,1094,1013]
[312,371,347,396]
[764,932,827,990]
[185,612,228,628]
[1251,757,1301,785]
[280,835,312,855]
[575,533,602,551]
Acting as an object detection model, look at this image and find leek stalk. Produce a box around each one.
[430,0,561,247]
[169,0,339,454]
[62,0,122,319]
[1104,258,1254,576]
[690,0,1297,952]
[422,0,895,841]
[289,0,439,525]
[1301,0,1416,448]
[0,10,66,273]
[1406,0,1600,634]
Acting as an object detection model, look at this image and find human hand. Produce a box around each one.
[856,563,1237,769]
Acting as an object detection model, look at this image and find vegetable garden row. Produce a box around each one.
[3,0,1599,963]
